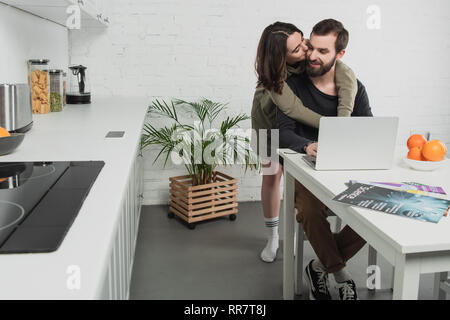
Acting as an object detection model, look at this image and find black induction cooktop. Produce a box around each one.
[0,161,104,254]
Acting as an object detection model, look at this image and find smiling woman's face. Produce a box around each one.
[285,32,308,65]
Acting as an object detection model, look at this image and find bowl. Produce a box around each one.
[0,133,25,156]
[403,157,448,171]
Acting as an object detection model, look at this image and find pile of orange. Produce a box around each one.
[0,126,10,137]
[407,134,447,161]
[0,127,9,182]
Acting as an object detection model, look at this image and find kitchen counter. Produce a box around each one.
[0,97,149,299]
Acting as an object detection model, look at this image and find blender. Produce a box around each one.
[67,65,91,104]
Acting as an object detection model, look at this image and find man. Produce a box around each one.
[277,19,373,300]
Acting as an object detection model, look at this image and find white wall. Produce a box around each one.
[0,3,69,83]
[69,0,450,205]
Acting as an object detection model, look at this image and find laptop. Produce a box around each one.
[302,117,399,170]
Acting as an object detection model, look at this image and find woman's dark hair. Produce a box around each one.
[255,22,303,94]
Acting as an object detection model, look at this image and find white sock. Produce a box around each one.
[333,268,352,283]
[260,217,279,262]
[312,259,326,272]
[312,260,352,283]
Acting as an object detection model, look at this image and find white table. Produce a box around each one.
[279,148,450,300]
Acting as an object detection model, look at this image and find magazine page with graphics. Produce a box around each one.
[348,180,446,197]
[333,183,450,223]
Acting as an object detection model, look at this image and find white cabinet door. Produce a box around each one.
[2,0,108,28]
[2,0,73,26]
[69,0,109,27]
[2,0,71,6]
[137,152,144,210]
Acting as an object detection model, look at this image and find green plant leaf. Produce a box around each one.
[142,98,260,183]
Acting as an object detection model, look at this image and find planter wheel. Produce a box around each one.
[188,223,196,230]
[168,212,175,219]
[229,214,237,221]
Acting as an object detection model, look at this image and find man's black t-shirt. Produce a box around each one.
[277,72,373,153]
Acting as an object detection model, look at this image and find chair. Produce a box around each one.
[294,209,448,299]
[294,209,394,297]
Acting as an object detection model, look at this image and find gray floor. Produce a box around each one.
[130,202,444,300]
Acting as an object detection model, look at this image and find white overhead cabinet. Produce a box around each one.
[2,0,110,28]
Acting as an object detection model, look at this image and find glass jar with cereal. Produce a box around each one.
[27,59,51,114]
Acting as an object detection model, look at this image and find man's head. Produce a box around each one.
[306,19,349,77]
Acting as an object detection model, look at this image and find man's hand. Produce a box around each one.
[305,142,318,158]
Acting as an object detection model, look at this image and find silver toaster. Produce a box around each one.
[0,84,33,133]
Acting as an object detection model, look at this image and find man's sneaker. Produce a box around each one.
[304,260,332,300]
[336,279,358,300]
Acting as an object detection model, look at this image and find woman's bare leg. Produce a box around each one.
[261,163,283,218]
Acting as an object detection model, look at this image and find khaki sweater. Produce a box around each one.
[251,60,357,137]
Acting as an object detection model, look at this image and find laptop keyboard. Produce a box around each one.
[302,155,317,168]
[306,155,317,164]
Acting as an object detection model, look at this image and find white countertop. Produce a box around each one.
[0,97,149,299]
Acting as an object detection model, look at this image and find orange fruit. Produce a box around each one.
[437,140,447,154]
[422,140,447,161]
[407,146,425,161]
[407,134,427,150]
[0,126,10,137]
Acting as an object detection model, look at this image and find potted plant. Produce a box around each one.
[141,98,259,229]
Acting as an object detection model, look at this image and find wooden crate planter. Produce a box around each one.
[168,171,238,228]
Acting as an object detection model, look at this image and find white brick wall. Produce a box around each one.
[69,0,450,205]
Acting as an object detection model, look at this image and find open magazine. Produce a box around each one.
[348,180,446,197]
[333,183,450,223]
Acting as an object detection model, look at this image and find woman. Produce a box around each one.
[252,22,357,262]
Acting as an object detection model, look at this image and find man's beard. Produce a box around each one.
[306,55,337,77]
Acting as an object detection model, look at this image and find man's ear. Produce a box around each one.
[336,49,346,60]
